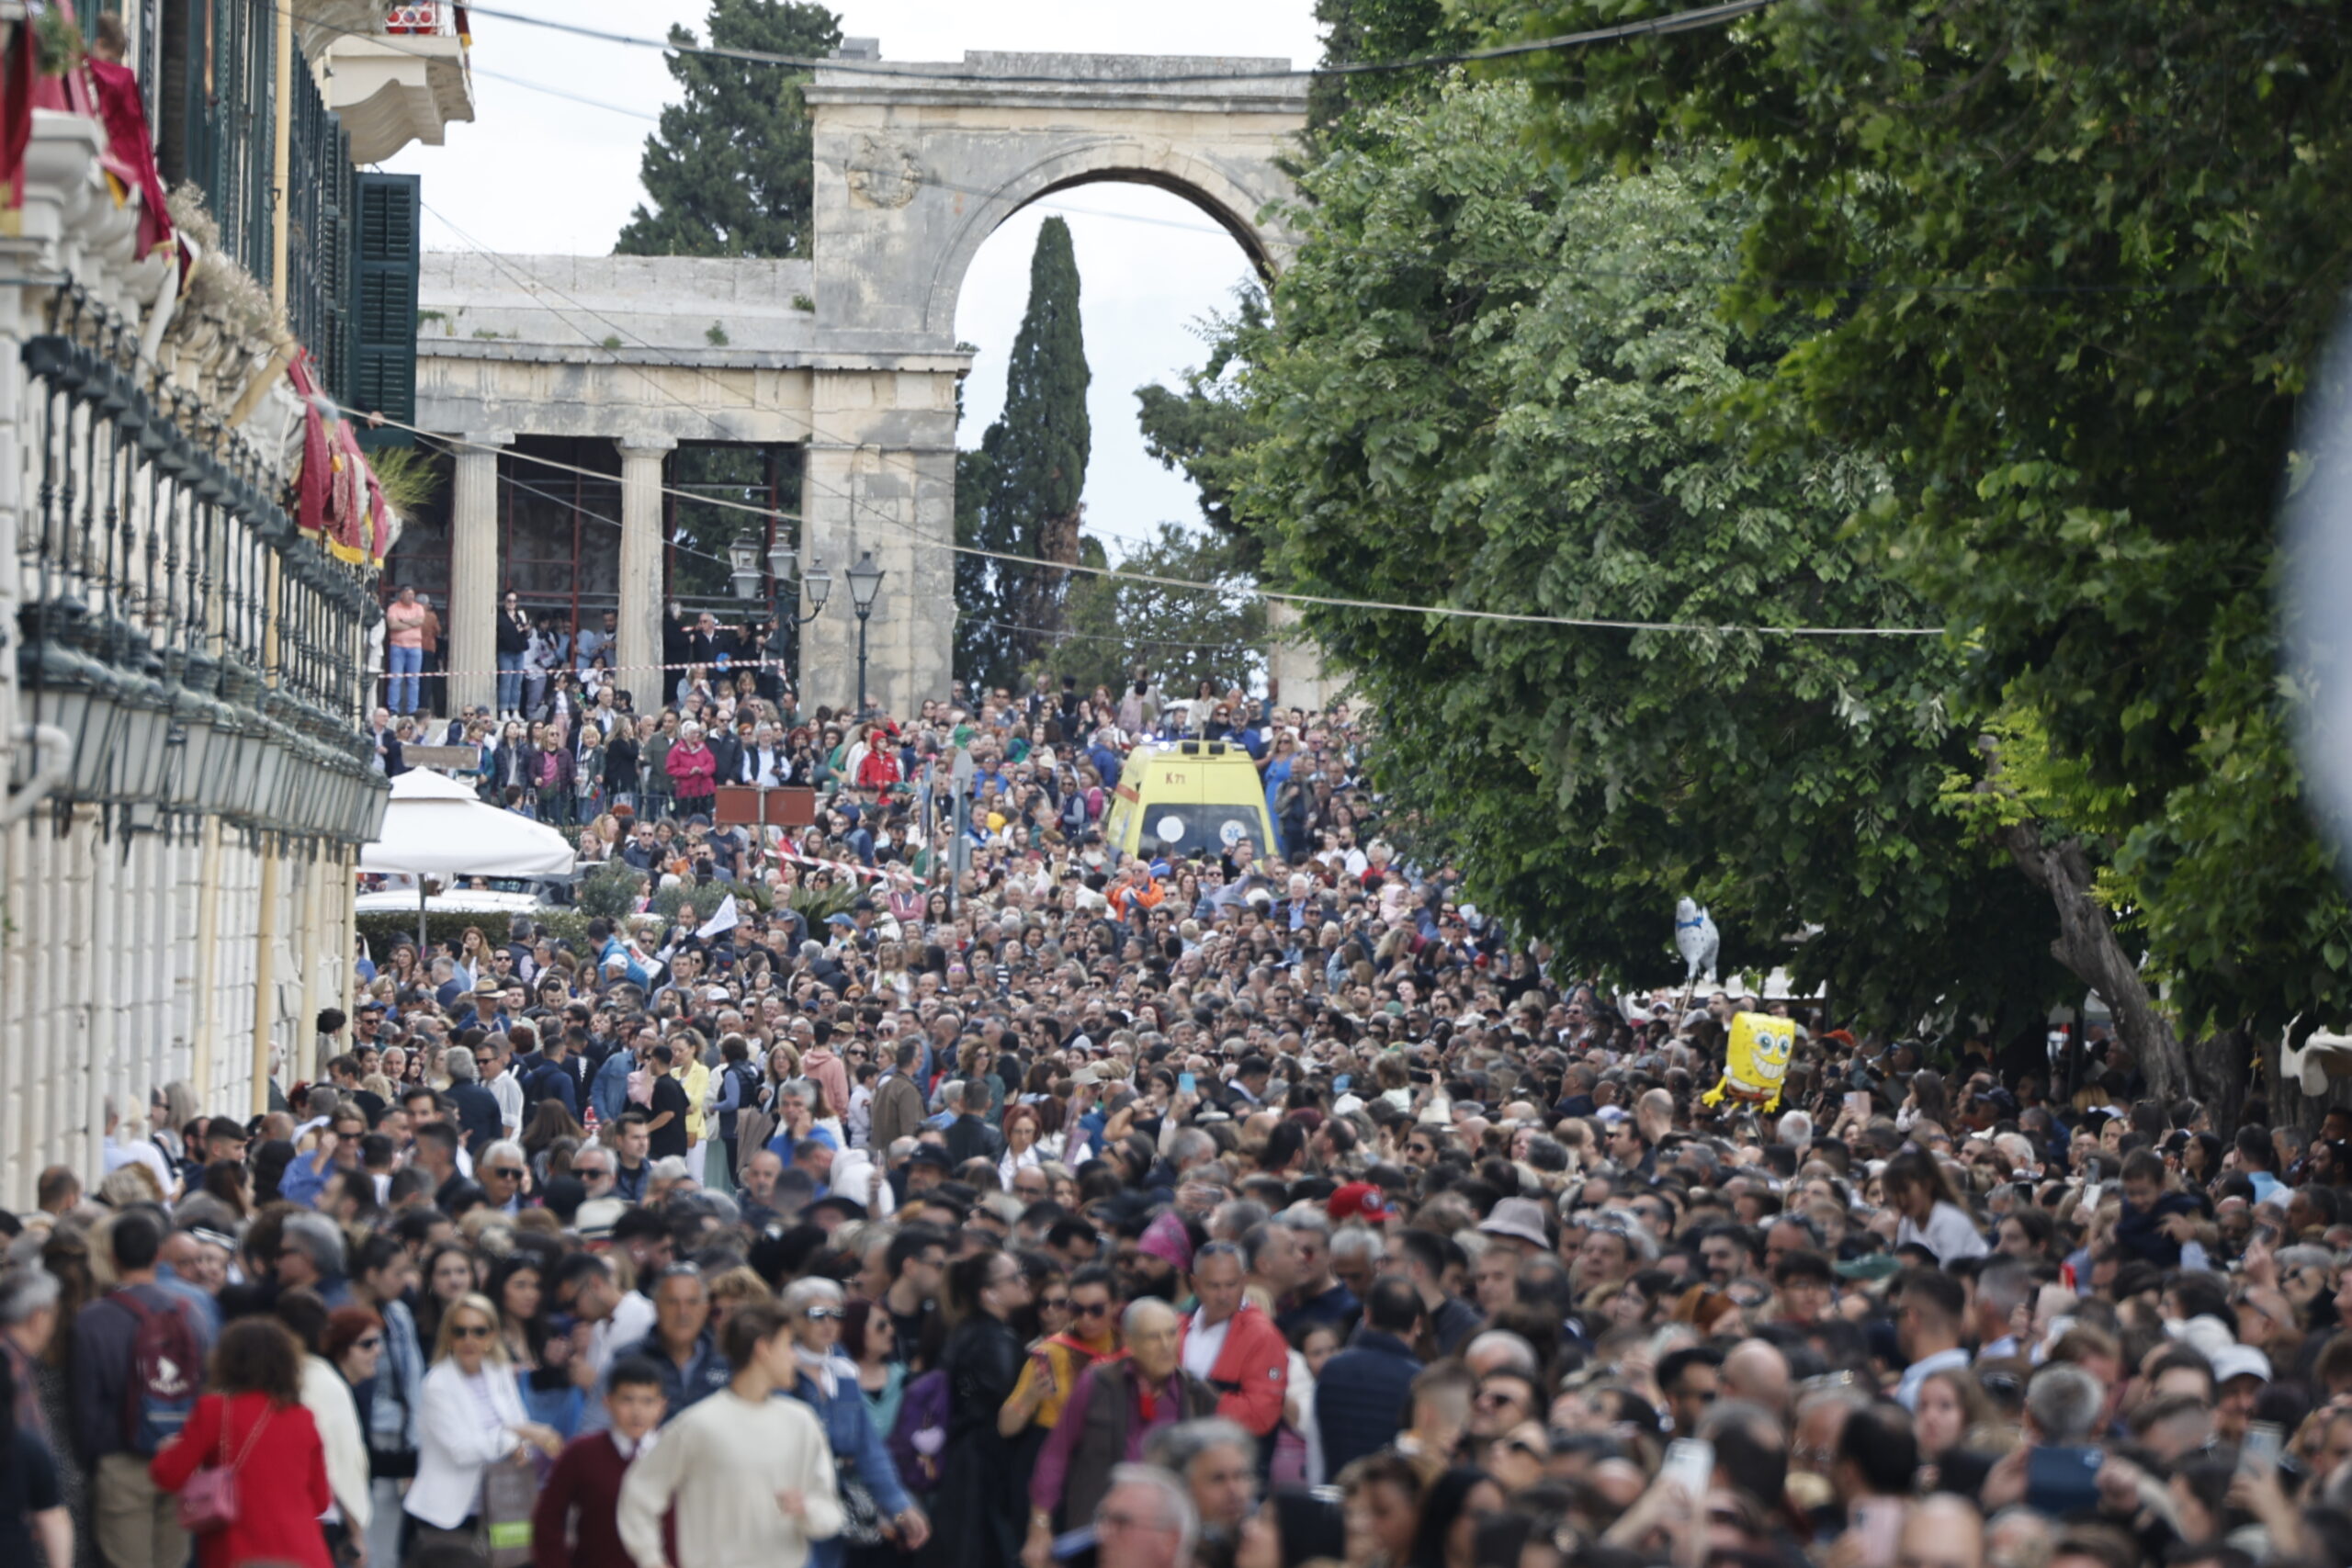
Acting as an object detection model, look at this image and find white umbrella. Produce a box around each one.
[359,770,577,950]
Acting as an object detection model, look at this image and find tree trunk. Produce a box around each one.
[2186,1028,2253,1132]
[1995,818,2190,1104]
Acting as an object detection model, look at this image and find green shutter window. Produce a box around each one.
[353,172,421,449]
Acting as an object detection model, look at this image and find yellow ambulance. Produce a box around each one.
[1102,739,1275,862]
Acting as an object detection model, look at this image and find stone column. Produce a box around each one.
[799,370,957,716]
[447,432,512,716]
[616,437,677,709]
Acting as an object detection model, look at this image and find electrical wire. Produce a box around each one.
[364,400,1943,638]
[454,0,1782,85]
[388,181,1949,638]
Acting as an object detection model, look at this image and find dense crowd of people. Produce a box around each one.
[12,660,2352,1568]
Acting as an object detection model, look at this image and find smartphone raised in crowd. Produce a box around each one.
[1661,1438,1713,1500]
[2243,1421,2285,1477]
[1178,1072,1196,1096]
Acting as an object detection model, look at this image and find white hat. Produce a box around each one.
[1478,1197,1552,1251]
[2211,1345,2272,1386]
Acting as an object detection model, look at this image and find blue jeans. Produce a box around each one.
[497,651,525,713]
[387,644,422,713]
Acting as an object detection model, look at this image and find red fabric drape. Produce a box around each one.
[85,57,170,256]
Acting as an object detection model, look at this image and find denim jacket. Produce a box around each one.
[787,1355,912,1567]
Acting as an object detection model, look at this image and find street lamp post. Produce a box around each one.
[736,530,832,692]
[845,550,884,716]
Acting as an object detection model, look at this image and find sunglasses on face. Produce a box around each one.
[1040,1296,1070,1313]
[1071,1300,1111,1319]
[451,1323,494,1340]
[804,1306,842,1322]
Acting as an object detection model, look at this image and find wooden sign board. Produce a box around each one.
[714,784,818,829]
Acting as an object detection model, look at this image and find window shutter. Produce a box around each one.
[353,172,421,449]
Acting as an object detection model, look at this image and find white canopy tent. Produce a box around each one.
[358,770,577,951]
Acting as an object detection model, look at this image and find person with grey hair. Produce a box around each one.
[777,1273,929,1561]
[1141,1416,1257,1545]
[442,1038,504,1158]
[1094,1462,1197,1568]
[476,1137,529,1214]
[277,1212,351,1304]
[1463,1329,1541,1381]
[1025,1298,1216,1567]
[2024,1363,2105,1446]
[0,1266,62,1440]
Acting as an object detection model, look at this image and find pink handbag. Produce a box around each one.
[177,1401,270,1535]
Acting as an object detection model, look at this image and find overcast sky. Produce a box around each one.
[385,1,1325,558]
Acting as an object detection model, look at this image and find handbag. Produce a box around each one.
[481,1453,541,1568]
[835,1453,886,1547]
[177,1400,270,1534]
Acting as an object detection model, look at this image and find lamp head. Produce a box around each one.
[846,550,884,611]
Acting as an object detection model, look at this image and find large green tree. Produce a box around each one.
[1045,525,1268,697]
[1234,80,2067,1027]
[1493,0,2352,1099]
[615,0,840,258]
[955,218,1092,692]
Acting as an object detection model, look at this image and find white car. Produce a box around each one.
[354,887,544,919]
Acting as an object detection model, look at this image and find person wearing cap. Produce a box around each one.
[1476,1198,1552,1259]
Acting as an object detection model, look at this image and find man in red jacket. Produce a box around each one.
[533,1355,667,1568]
[1177,1243,1287,1442]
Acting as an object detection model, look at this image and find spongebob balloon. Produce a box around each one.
[1702,1011,1795,1113]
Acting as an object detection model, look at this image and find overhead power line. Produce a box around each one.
[453,0,1784,85]
[372,208,1948,640]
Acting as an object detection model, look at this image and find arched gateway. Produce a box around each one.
[412,47,1306,717]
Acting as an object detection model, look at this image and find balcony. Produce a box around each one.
[303,0,475,164]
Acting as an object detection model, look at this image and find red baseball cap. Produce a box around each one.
[1326,1181,1390,1224]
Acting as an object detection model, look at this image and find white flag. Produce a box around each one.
[696,894,740,941]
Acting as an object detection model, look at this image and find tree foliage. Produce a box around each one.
[615,0,841,259]
[1234,80,2067,1025]
[1042,524,1269,699]
[955,219,1092,693]
[1491,0,2352,1048]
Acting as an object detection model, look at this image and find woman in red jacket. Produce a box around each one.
[152,1317,333,1568]
[665,720,718,814]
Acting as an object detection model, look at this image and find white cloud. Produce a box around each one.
[387,1,1322,558]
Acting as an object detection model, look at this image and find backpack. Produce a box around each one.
[888,1370,950,1494]
[112,1289,200,1453]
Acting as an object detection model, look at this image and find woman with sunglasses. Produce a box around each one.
[778,1278,929,1566]
[403,1292,561,1557]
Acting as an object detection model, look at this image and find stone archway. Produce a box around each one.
[791,48,1307,710]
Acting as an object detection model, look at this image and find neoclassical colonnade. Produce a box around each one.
[414,47,1309,716]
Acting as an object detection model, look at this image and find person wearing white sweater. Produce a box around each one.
[617,1299,842,1568]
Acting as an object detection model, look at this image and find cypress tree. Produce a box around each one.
[615,0,842,258]
[955,218,1091,692]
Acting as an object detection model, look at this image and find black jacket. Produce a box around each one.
[448,1081,503,1159]
[496,609,532,657]
[707,733,744,788]
[1313,1328,1422,1477]
[944,1113,1005,1167]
